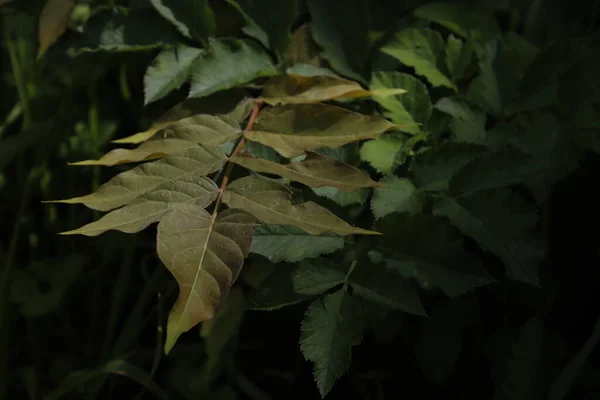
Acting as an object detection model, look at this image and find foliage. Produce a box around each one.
[2,0,600,399]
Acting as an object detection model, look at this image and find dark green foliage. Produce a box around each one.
[2,0,600,399]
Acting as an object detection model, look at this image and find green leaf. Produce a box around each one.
[409,142,486,191]
[149,0,216,41]
[433,189,545,285]
[243,262,312,310]
[375,213,494,297]
[445,34,473,81]
[449,149,543,196]
[371,176,421,219]
[286,64,338,78]
[50,146,226,211]
[144,45,204,105]
[262,74,406,105]
[37,0,76,58]
[381,28,455,89]
[292,259,347,295]
[66,7,180,54]
[349,262,425,315]
[306,0,370,83]
[231,151,379,191]
[158,206,257,354]
[60,177,218,236]
[223,176,379,235]
[492,316,544,400]
[300,289,363,398]
[312,186,369,207]
[413,2,500,41]
[370,72,432,134]
[359,135,405,175]
[226,0,298,56]
[251,225,344,263]
[246,104,396,158]
[435,97,487,145]
[189,39,277,99]
[465,39,503,117]
[415,305,462,385]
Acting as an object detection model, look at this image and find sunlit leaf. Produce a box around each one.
[262,74,406,105]
[371,176,421,219]
[251,225,344,263]
[223,175,379,235]
[370,72,432,134]
[51,146,226,211]
[37,0,76,58]
[158,206,257,353]
[189,38,277,98]
[144,45,204,105]
[360,135,405,175]
[433,189,545,285]
[231,151,380,191]
[60,177,218,236]
[246,104,396,158]
[149,0,215,41]
[300,288,363,398]
[382,28,455,89]
[376,213,494,297]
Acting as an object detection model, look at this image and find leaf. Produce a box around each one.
[433,189,545,285]
[435,97,487,145]
[449,149,544,196]
[349,262,425,315]
[66,7,180,54]
[157,206,257,354]
[251,225,344,263]
[261,74,406,105]
[292,259,347,295]
[223,176,379,235]
[370,72,432,134]
[144,45,204,105]
[409,142,486,191]
[300,289,363,398]
[359,135,405,175]
[113,110,242,146]
[492,316,544,400]
[60,176,218,236]
[226,0,298,56]
[189,39,277,99]
[243,263,311,310]
[37,0,76,58]
[445,34,473,81]
[246,104,396,158]
[413,2,500,41]
[149,0,215,41]
[51,146,226,211]
[415,305,462,385]
[306,0,370,83]
[371,176,422,219]
[231,151,379,191]
[376,213,494,297]
[312,186,369,207]
[381,28,455,89]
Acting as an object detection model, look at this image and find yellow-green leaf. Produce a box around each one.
[158,206,257,354]
[38,0,76,58]
[50,146,226,211]
[60,176,219,236]
[70,138,198,167]
[261,74,406,105]
[246,104,396,158]
[231,151,380,191]
[223,175,379,235]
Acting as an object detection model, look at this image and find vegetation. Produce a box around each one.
[1,0,600,399]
